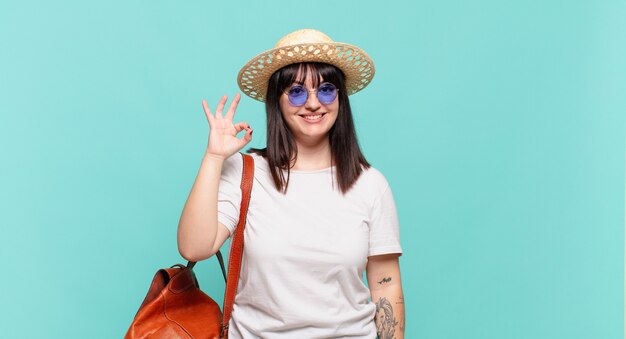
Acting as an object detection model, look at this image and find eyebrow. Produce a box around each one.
[288,79,331,88]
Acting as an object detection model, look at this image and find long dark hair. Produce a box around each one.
[249,62,370,194]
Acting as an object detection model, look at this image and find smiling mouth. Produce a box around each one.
[299,113,327,121]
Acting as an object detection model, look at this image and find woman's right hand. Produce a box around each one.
[202,93,253,159]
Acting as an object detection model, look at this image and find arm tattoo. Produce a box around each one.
[375,297,398,339]
[378,277,392,285]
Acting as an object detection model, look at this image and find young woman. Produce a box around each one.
[177,29,405,338]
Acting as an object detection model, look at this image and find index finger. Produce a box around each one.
[224,93,241,121]
[202,99,215,124]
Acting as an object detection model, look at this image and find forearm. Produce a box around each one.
[372,284,405,339]
[177,153,224,261]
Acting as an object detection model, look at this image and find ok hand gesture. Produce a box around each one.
[202,93,253,159]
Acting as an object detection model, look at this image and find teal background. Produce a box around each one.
[0,0,624,338]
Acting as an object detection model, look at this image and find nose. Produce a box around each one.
[304,91,322,111]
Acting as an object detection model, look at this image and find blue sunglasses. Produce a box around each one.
[284,82,339,106]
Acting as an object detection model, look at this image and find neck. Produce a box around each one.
[291,137,332,171]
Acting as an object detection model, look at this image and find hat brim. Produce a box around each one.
[237,42,375,102]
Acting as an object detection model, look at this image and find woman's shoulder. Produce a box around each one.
[359,165,389,184]
[223,152,244,169]
[351,165,391,196]
[247,151,270,173]
[219,153,245,183]
[222,151,270,179]
[224,151,267,167]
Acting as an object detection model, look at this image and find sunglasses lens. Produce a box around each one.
[286,83,337,106]
[317,83,337,104]
[287,86,308,106]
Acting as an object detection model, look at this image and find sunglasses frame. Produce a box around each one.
[283,82,339,107]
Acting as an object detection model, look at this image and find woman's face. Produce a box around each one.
[279,73,339,145]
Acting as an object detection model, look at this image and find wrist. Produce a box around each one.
[204,152,226,162]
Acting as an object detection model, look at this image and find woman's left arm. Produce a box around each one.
[367,253,405,339]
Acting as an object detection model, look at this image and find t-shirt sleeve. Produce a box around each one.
[217,153,243,236]
[368,181,403,257]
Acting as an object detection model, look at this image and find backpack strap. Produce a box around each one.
[221,152,254,338]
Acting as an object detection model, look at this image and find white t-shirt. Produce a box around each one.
[217,152,402,338]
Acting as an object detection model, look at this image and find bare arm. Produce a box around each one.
[177,94,252,262]
[367,253,405,339]
[177,154,228,261]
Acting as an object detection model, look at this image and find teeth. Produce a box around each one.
[302,114,323,120]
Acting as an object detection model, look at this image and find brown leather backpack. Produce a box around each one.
[125,153,254,339]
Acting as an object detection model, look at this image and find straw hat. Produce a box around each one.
[237,29,375,102]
